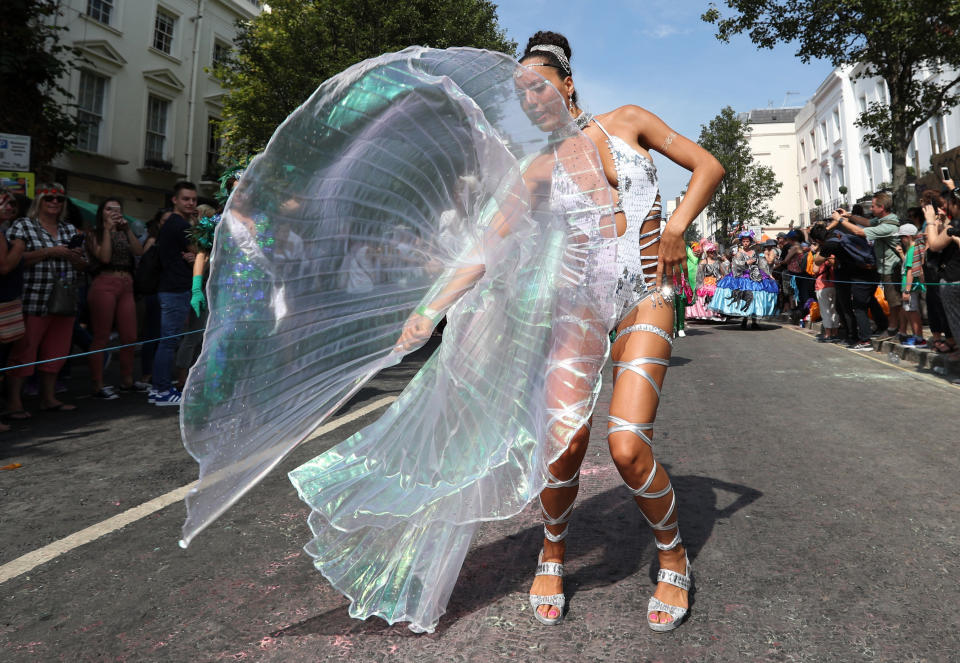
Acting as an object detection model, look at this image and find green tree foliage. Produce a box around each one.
[703,0,960,213]
[0,0,80,168]
[697,107,782,241]
[215,0,517,162]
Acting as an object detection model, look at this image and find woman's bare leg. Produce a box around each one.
[528,313,606,621]
[529,421,590,620]
[608,297,688,627]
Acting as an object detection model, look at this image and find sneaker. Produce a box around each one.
[677,329,686,338]
[92,386,119,400]
[154,388,183,407]
[902,336,916,346]
[913,337,928,348]
[850,342,873,351]
[147,389,159,404]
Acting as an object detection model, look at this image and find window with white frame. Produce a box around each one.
[820,121,828,149]
[823,171,831,200]
[800,138,806,162]
[832,109,841,138]
[836,163,845,188]
[86,0,114,24]
[145,95,170,164]
[153,9,177,54]
[205,116,222,177]
[810,130,817,156]
[858,95,867,114]
[936,115,947,153]
[76,71,107,152]
[862,153,874,192]
[212,41,230,67]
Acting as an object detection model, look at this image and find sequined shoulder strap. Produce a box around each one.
[592,117,613,140]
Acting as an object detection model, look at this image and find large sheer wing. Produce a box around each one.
[179,47,618,565]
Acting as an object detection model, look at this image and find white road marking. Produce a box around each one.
[0,396,395,585]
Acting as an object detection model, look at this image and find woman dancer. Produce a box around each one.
[179,43,722,634]
[516,32,724,630]
[687,241,726,320]
[710,230,778,327]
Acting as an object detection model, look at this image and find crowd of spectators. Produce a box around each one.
[0,180,215,430]
[767,182,960,365]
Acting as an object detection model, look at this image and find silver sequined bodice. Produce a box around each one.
[592,120,662,323]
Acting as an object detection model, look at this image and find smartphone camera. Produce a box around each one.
[940,166,951,181]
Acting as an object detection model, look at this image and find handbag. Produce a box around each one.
[47,275,80,316]
[0,299,25,342]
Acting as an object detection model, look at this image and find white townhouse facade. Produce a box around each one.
[731,63,960,237]
[740,108,802,237]
[50,0,261,220]
[795,62,960,226]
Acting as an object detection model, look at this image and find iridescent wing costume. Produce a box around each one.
[178,47,619,632]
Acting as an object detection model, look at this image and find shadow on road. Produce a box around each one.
[270,469,762,638]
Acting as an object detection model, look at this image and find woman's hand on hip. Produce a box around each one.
[656,227,686,289]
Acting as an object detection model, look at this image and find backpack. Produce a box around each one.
[134,244,161,295]
[836,232,876,269]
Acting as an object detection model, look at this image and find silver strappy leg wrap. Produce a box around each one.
[608,322,690,631]
[529,468,580,625]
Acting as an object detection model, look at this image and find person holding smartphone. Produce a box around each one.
[85,197,145,399]
[924,179,960,363]
[4,184,86,417]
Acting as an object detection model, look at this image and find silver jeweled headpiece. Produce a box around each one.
[530,44,571,75]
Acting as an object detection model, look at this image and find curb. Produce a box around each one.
[787,316,960,378]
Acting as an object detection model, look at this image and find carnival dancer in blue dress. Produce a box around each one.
[177,36,724,635]
[710,230,779,327]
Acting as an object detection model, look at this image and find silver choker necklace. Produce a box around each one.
[574,112,593,130]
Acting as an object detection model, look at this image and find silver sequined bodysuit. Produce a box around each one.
[590,118,663,324]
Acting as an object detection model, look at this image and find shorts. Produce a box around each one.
[902,290,921,313]
[882,282,902,309]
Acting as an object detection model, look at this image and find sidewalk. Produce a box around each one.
[787,316,960,381]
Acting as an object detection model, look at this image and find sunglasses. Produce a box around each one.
[44,195,66,203]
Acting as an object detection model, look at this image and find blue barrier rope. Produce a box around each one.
[1,329,204,373]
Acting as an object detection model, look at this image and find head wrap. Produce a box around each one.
[700,240,717,253]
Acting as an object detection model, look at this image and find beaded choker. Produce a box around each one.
[574,112,593,130]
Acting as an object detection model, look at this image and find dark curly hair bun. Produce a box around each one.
[522,31,572,61]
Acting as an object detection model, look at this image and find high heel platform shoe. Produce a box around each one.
[528,468,578,626]
[529,551,566,625]
[647,553,691,632]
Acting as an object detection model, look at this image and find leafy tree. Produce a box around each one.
[215,0,517,162]
[0,0,80,168]
[697,106,782,241]
[703,0,960,214]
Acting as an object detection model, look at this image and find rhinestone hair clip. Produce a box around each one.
[530,44,571,75]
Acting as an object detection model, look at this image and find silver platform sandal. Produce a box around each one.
[647,552,692,632]
[529,468,579,626]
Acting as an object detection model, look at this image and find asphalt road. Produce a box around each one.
[2,321,958,662]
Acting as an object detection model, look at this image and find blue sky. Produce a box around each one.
[495,0,832,201]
